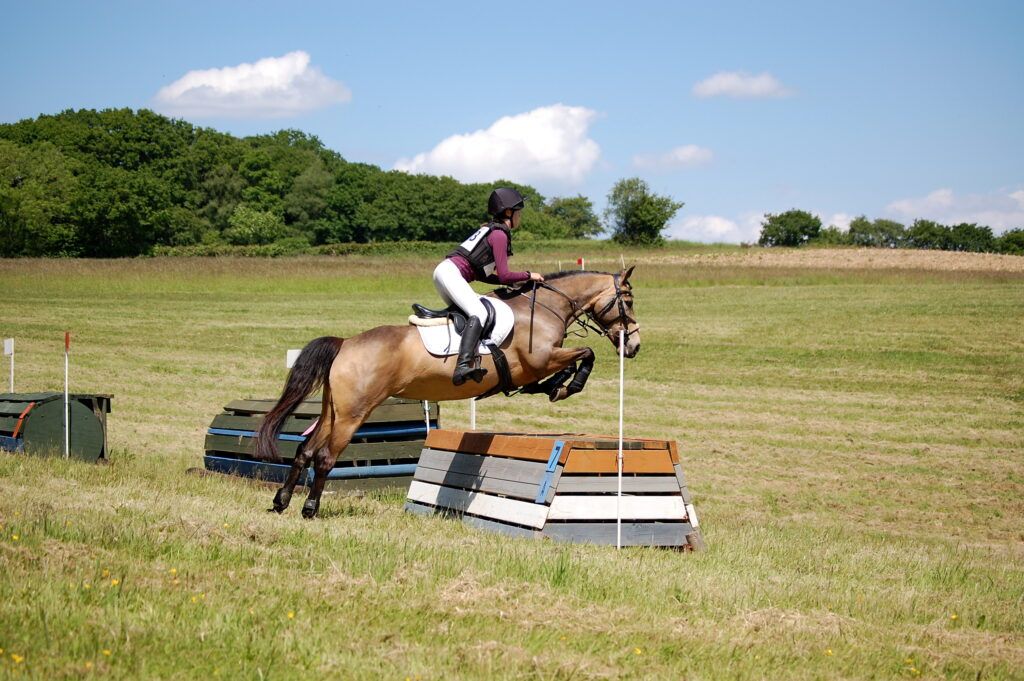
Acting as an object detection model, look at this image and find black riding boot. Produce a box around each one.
[452,317,488,386]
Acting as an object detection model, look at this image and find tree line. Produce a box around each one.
[758,209,1023,255]
[1,109,621,257]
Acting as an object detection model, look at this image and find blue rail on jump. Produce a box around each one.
[0,435,25,453]
[207,421,437,442]
[203,455,418,485]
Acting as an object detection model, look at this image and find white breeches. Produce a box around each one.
[433,259,487,322]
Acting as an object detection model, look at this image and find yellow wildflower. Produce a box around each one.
[110,579,119,586]
[11,653,24,664]
[102,569,110,577]
[633,647,642,655]
[102,650,111,657]
[825,649,834,656]
[287,611,295,619]
[11,534,18,541]
[169,568,177,576]
[949,613,958,621]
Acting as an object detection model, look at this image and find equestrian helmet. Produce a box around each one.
[488,187,526,216]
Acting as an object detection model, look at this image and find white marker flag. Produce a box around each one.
[286,349,301,369]
[3,338,12,356]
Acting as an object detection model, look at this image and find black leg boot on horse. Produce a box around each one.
[452,316,488,386]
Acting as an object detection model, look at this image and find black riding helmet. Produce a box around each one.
[488,187,525,216]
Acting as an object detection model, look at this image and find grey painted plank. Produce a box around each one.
[417,448,550,483]
[413,466,552,504]
[416,448,550,482]
[542,522,694,547]
[554,475,682,494]
[404,501,540,539]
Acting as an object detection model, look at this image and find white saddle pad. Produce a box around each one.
[409,297,515,357]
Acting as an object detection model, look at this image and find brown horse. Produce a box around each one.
[254,267,640,518]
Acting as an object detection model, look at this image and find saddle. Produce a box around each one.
[410,299,497,338]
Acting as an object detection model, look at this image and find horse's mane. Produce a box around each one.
[542,269,605,281]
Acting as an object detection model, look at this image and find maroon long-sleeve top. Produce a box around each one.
[448,229,530,284]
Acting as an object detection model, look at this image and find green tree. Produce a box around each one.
[847,216,905,248]
[905,219,952,250]
[758,209,822,247]
[948,223,994,252]
[814,225,851,246]
[545,195,603,238]
[995,228,1024,255]
[604,178,683,245]
[0,139,78,256]
[224,204,288,245]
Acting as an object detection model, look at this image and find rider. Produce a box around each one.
[434,187,545,386]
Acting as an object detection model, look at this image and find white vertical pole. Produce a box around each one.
[64,331,70,459]
[581,257,585,270]
[616,328,625,550]
[422,400,431,433]
[4,338,13,392]
[469,399,477,430]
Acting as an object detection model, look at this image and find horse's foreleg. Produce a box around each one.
[550,347,596,402]
[521,362,576,395]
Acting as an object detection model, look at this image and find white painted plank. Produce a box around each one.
[547,495,686,521]
[406,481,549,529]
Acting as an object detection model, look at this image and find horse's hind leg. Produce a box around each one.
[301,422,361,519]
[271,442,316,513]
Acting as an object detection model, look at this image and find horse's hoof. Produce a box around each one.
[549,387,569,402]
[301,499,319,519]
[272,489,291,513]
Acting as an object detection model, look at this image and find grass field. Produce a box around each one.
[0,248,1022,680]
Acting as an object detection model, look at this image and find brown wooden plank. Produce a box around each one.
[563,447,675,474]
[424,430,559,462]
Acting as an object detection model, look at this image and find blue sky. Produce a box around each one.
[3,0,1023,241]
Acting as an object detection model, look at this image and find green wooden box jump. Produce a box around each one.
[0,392,112,462]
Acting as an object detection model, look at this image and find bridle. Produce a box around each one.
[508,273,640,348]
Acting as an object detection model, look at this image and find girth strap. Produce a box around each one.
[476,341,515,400]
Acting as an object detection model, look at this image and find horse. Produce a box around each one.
[254,266,641,518]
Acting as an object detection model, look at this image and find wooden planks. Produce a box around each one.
[204,396,438,492]
[407,480,549,529]
[405,429,704,550]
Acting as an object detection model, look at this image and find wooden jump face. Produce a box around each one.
[203,397,439,492]
[405,429,704,550]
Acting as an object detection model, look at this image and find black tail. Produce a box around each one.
[254,336,344,462]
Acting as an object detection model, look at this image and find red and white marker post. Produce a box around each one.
[577,257,585,270]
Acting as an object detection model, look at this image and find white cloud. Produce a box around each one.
[825,213,854,231]
[394,104,600,186]
[885,187,1024,233]
[692,71,793,99]
[633,144,713,170]
[153,51,351,119]
[666,213,764,244]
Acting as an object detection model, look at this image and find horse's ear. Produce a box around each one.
[620,264,635,283]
